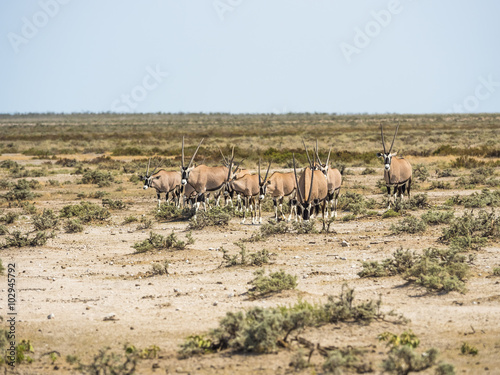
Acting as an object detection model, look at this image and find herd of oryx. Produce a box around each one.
[141,124,413,228]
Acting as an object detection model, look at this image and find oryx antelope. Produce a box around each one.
[180,137,234,211]
[141,158,181,208]
[217,146,250,208]
[292,153,329,229]
[315,142,342,218]
[262,172,297,221]
[377,123,412,209]
[228,160,271,224]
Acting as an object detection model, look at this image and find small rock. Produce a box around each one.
[109,261,114,265]
[213,301,218,306]
[174,288,179,293]
[47,313,55,320]
[341,240,349,247]
[103,313,117,321]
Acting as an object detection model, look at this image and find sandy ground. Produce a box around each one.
[0,158,499,374]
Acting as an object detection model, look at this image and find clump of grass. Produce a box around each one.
[440,210,499,251]
[435,168,455,178]
[21,202,37,215]
[358,248,416,278]
[382,345,439,375]
[361,167,376,175]
[220,243,271,267]
[246,220,290,242]
[450,156,486,169]
[378,329,420,349]
[0,212,19,224]
[1,231,48,248]
[493,267,500,276]
[122,215,138,224]
[60,201,111,223]
[102,198,126,210]
[80,169,114,187]
[391,216,427,234]
[188,206,233,230]
[338,191,371,216]
[0,225,7,235]
[413,164,429,182]
[64,219,84,233]
[32,209,59,230]
[155,203,195,221]
[151,260,169,276]
[421,209,454,226]
[408,193,430,210]
[77,346,137,375]
[1,179,39,202]
[248,268,297,299]
[292,220,317,234]
[180,285,387,357]
[429,181,452,190]
[132,231,187,253]
[460,342,478,356]
[322,347,368,374]
[136,216,154,230]
[462,189,500,208]
[382,209,400,218]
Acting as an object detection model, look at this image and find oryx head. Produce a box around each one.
[377,123,399,171]
[180,137,203,185]
[141,158,161,190]
[258,159,272,200]
[293,153,315,221]
[315,139,331,178]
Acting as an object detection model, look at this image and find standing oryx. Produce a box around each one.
[229,160,271,224]
[262,172,297,221]
[180,137,234,212]
[315,142,342,218]
[292,153,329,228]
[141,158,181,208]
[377,123,412,209]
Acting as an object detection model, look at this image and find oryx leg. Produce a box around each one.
[241,197,248,224]
[258,197,262,224]
[321,200,327,231]
[333,189,340,218]
[273,198,278,221]
[407,177,412,201]
[157,192,162,209]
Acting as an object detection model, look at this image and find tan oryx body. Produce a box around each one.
[315,144,342,218]
[293,152,329,229]
[181,138,234,211]
[264,172,297,221]
[228,161,271,224]
[141,159,182,208]
[377,124,412,209]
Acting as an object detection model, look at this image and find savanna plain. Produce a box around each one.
[0,113,499,374]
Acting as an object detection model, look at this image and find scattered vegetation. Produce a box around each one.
[132,231,188,253]
[80,169,114,187]
[413,164,429,182]
[1,231,49,248]
[32,209,59,230]
[155,203,195,221]
[220,243,271,268]
[102,198,127,210]
[460,342,478,356]
[60,201,111,223]
[1,179,39,202]
[188,206,233,230]
[391,216,427,234]
[421,209,454,226]
[64,219,84,233]
[151,260,170,276]
[247,268,297,299]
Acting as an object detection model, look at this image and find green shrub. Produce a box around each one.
[462,189,500,208]
[450,156,485,169]
[361,167,376,175]
[77,346,137,375]
[151,260,169,275]
[292,220,318,234]
[188,206,233,230]
[132,232,186,253]
[408,193,430,210]
[155,203,195,221]
[2,179,39,202]
[64,219,84,233]
[338,191,367,216]
[440,210,499,251]
[382,209,400,218]
[0,259,4,274]
[358,248,416,278]
[430,181,452,190]
[178,335,214,358]
[421,210,454,226]
[248,268,297,299]
[493,267,500,276]
[0,212,19,224]
[21,202,37,215]
[60,201,111,223]
[32,209,59,230]
[102,198,126,210]
[1,231,48,248]
[322,348,367,374]
[122,215,138,224]
[391,216,427,234]
[80,169,114,187]
[382,346,438,375]
[413,164,429,182]
[460,342,478,356]
[378,329,420,349]
[136,216,154,230]
[220,244,270,267]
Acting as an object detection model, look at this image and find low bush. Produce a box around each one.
[460,342,478,356]
[1,231,48,248]
[188,206,233,230]
[102,198,126,210]
[155,203,195,221]
[1,179,39,202]
[0,212,19,224]
[391,216,427,234]
[60,201,111,223]
[358,248,416,278]
[132,231,187,253]
[248,268,297,299]
[413,164,429,182]
[64,219,84,233]
[32,209,59,230]
[151,260,169,276]
[421,210,454,226]
[80,170,114,187]
[382,209,400,219]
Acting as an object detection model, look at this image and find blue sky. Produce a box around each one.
[1,0,499,114]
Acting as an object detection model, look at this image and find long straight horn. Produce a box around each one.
[146,158,151,175]
[306,169,315,203]
[231,146,234,160]
[152,158,162,175]
[263,161,271,184]
[292,154,304,202]
[326,147,332,166]
[258,158,262,185]
[218,145,228,166]
[187,139,204,169]
[181,137,185,168]
[315,139,323,165]
[302,139,313,168]
[380,124,387,154]
[226,155,233,181]
[389,122,400,154]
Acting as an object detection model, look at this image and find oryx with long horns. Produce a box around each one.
[229,159,271,224]
[377,123,412,209]
[262,171,297,221]
[141,158,182,208]
[293,147,329,229]
[315,141,342,218]
[180,137,234,212]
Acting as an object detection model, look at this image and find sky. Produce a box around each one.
[1,0,499,114]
